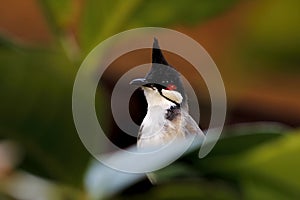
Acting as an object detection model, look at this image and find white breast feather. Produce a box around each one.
[137,87,182,148]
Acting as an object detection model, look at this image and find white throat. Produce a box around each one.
[143,87,176,109]
[139,87,182,140]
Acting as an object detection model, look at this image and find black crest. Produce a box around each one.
[146,38,185,100]
[130,38,186,104]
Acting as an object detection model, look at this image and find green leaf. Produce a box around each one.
[151,123,287,183]
[208,123,288,157]
[239,0,300,71]
[128,0,239,27]
[79,0,240,52]
[82,122,292,199]
[138,180,239,200]
[38,0,81,61]
[236,130,300,199]
[38,0,74,32]
[193,129,300,199]
[0,46,103,186]
[79,0,142,52]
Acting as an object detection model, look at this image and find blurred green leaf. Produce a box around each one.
[79,0,240,52]
[0,46,96,186]
[236,130,300,199]
[91,123,291,199]
[38,0,81,61]
[128,0,239,26]
[198,129,300,199]
[38,0,74,32]
[240,0,300,71]
[113,180,239,200]
[79,0,142,52]
[124,124,297,200]
[208,123,288,157]
[151,123,287,183]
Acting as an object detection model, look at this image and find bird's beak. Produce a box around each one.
[129,78,147,86]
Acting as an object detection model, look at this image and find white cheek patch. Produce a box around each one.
[161,89,183,104]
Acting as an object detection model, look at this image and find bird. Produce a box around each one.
[130,38,205,149]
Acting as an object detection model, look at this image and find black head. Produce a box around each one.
[130,38,186,104]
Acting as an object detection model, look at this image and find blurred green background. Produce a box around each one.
[0,0,299,199]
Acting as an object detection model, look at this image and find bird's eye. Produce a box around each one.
[166,84,177,90]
